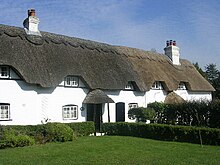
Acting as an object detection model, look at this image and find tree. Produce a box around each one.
[205,64,220,99]
[205,64,219,83]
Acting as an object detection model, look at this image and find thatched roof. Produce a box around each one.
[83,89,114,104]
[0,24,215,92]
[164,92,186,104]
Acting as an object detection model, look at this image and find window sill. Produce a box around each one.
[0,119,12,121]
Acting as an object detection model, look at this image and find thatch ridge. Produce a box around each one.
[0,24,215,92]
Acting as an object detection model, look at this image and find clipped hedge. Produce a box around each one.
[39,123,74,143]
[66,121,95,136]
[102,122,220,146]
[0,128,35,149]
[0,122,95,148]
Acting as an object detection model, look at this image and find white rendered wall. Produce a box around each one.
[0,80,40,125]
[174,90,212,101]
[0,69,213,125]
[0,72,89,125]
[104,89,166,123]
[39,87,88,124]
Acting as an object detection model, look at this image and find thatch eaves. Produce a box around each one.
[0,24,215,92]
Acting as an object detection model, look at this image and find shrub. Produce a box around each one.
[102,122,220,145]
[41,123,74,143]
[0,128,35,149]
[66,122,95,136]
[128,107,156,122]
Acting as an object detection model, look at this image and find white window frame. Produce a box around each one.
[178,82,187,90]
[0,66,9,78]
[125,82,134,90]
[0,104,10,120]
[62,105,78,120]
[128,103,138,110]
[64,76,79,87]
[151,81,163,90]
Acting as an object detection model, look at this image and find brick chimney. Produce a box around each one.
[23,9,41,36]
[164,40,180,65]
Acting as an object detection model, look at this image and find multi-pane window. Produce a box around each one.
[151,81,163,90]
[0,104,10,120]
[0,66,9,78]
[178,82,187,90]
[125,82,134,90]
[62,105,78,120]
[65,76,79,87]
[128,103,138,110]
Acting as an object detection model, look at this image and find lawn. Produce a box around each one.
[0,136,219,165]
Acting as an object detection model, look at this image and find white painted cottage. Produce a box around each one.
[0,10,214,131]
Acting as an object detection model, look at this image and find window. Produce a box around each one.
[0,66,9,78]
[0,104,10,120]
[151,81,163,90]
[125,82,134,90]
[65,76,79,87]
[62,105,78,120]
[178,82,187,90]
[128,103,138,110]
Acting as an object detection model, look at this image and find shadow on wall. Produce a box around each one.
[16,80,56,94]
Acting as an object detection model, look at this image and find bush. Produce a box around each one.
[128,107,156,122]
[0,128,35,149]
[102,122,220,145]
[40,123,74,143]
[66,122,95,136]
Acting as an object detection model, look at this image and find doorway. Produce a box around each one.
[87,104,102,132]
[116,102,125,122]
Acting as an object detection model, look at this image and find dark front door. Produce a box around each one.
[116,102,125,122]
[87,104,102,132]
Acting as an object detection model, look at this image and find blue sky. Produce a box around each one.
[1,0,220,69]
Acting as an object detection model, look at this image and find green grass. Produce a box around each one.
[0,136,219,165]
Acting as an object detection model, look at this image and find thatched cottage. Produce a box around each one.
[0,10,214,131]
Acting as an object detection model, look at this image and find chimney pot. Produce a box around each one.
[169,40,173,46]
[28,9,36,17]
[166,40,169,47]
[173,40,176,46]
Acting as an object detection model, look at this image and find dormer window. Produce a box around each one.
[178,82,187,90]
[65,76,79,87]
[125,82,134,90]
[151,81,163,90]
[0,66,9,78]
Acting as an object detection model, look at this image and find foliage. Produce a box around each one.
[39,123,74,143]
[0,122,95,148]
[147,100,220,128]
[102,122,220,145]
[128,107,156,122]
[0,128,35,149]
[147,102,168,123]
[194,62,220,99]
[66,121,95,136]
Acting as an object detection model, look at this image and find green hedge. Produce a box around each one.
[0,128,35,149]
[148,100,220,128]
[102,122,220,145]
[66,121,95,136]
[0,122,95,149]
